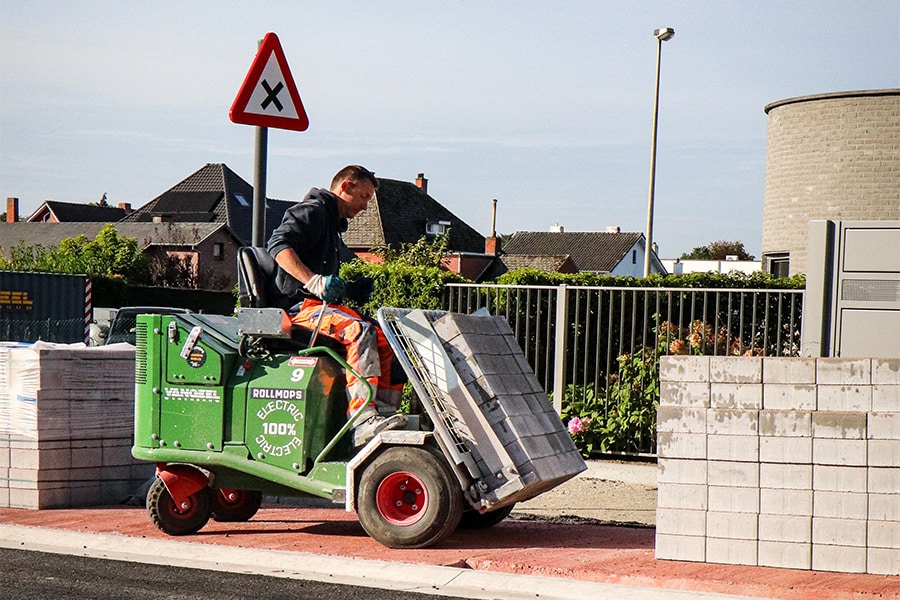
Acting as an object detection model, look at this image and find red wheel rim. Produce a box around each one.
[167,495,200,520]
[217,489,243,507]
[375,471,428,526]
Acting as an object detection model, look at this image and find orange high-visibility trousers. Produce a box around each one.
[291,299,403,416]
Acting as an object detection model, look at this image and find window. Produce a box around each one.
[234,194,250,207]
[765,253,790,278]
[632,250,637,264]
[213,243,224,261]
[426,220,451,236]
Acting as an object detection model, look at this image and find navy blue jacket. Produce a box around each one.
[266,187,349,301]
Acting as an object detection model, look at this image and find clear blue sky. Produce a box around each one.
[2,1,897,258]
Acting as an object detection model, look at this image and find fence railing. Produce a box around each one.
[444,283,804,455]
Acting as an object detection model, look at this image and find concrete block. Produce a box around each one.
[758,514,812,543]
[868,520,900,549]
[760,463,812,490]
[817,358,871,385]
[758,540,812,570]
[873,385,900,413]
[813,490,868,519]
[868,439,900,467]
[817,385,872,412]
[759,436,812,464]
[869,493,900,521]
[659,381,710,408]
[657,458,707,485]
[707,510,758,540]
[655,533,705,562]
[873,359,900,384]
[813,544,867,573]
[706,536,757,566]
[762,384,817,410]
[656,483,708,510]
[813,517,867,547]
[656,507,706,536]
[707,434,758,462]
[868,547,900,576]
[812,412,867,439]
[812,438,867,466]
[868,467,900,494]
[707,460,759,488]
[760,488,813,517]
[707,485,759,514]
[759,410,812,436]
[763,357,817,384]
[710,383,762,410]
[813,464,867,492]
[706,409,758,436]
[659,355,709,383]
[657,432,706,459]
[657,407,706,434]
[710,356,762,384]
[868,412,900,438]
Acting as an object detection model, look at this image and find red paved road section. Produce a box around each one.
[1,505,897,599]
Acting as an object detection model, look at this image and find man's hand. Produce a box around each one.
[344,277,375,304]
[305,274,345,303]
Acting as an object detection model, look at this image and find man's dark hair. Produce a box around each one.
[331,165,378,191]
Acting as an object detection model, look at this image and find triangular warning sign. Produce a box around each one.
[229,32,309,132]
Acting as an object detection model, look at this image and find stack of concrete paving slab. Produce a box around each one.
[0,342,153,509]
[656,355,900,576]
[418,311,586,507]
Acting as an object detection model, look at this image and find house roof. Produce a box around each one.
[119,163,294,245]
[502,231,645,272]
[0,222,240,257]
[27,201,128,223]
[343,178,485,253]
[477,253,578,281]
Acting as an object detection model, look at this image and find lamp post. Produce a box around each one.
[643,27,675,277]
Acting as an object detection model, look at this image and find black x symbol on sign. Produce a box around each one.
[260,79,284,112]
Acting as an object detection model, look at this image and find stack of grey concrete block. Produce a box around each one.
[430,312,586,505]
[0,342,152,509]
[656,355,899,576]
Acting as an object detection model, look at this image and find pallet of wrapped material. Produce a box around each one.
[3,343,135,440]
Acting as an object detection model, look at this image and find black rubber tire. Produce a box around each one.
[211,489,263,522]
[146,476,212,536]
[457,503,515,530]
[357,446,463,549]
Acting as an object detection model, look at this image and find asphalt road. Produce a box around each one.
[1,547,468,600]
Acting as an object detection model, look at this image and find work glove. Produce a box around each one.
[304,274,345,304]
[343,277,375,305]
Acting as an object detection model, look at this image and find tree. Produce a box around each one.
[90,192,110,207]
[0,223,150,282]
[680,240,755,261]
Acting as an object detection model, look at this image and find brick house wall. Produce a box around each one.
[761,90,900,276]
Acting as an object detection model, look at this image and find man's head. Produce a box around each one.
[330,165,378,219]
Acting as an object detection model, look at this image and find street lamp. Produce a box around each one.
[643,27,675,277]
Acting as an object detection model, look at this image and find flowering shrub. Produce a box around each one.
[561,319,765,457]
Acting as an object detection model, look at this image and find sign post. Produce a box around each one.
[230,32,309,246]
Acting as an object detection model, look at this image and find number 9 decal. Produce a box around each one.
[291,368,305,383]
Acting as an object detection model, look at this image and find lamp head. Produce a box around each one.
[654,27,675,41]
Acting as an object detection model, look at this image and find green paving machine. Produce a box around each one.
[131,247,585,548]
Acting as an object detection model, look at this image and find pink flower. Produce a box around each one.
[567,417,585,435]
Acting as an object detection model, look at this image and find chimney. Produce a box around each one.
[415,173,428,194]
[605,226,620,233]
[549,224,564,233]
[6,197,19,223]
[118,202,133,213]
[485,198,500,255]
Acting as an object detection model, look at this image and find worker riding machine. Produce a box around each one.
[131,247,585,548]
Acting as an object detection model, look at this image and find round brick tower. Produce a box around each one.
[761,89,900,276]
